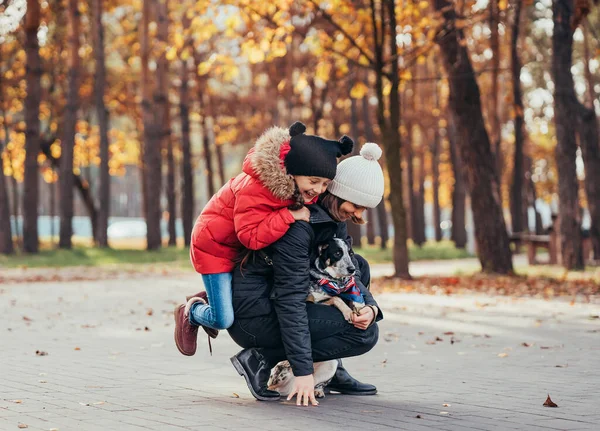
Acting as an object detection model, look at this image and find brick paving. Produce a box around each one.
[1,271,599,431]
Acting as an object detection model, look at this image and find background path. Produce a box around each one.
[1,274,599,430]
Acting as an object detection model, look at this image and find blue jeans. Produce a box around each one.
[189,273,234,330]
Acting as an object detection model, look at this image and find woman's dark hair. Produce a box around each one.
[288,183,305,211]
[319,191,366,225]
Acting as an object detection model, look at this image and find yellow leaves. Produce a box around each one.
[499,0,508,11]
[315,62,331,84]
[242,41,265,64]
[268,41,287,59]
[418,1,429,9]
[295,74,309,93]
[350,82,369,99]
[400,70,412,81]
[166,47,178,61]
[173,32,185,50]
[197,61,212,76]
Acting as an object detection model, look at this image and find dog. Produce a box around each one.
[307,237,366,322]
[267,360,338,398]
[268,238,365,399]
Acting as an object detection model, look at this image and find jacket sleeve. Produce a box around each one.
[233,184,296,251]
[336,222,382,319]
[270,222,314,377]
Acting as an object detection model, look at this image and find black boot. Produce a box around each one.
[325,360,377,395]
[230,348,280,401]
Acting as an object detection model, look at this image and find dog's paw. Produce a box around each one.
[315,388,326,399]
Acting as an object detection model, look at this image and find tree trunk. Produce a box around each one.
[166,121,177,246]
[361,93,388,248]
[552,0,583,269]
[23,0,42,253]
[434,0,513,273]
[510,0,525,234]
[40,138,98,241]
[0,142,13,254]
[201,113,215,198]
[92,0,110,248]
[379,0,410,277]
[431,128,442,242]
[59,0,81,249]
[415,147,426,246]
[346,86,362,247]
[406,123,416,241]
[50,178,56,245]
[489,0,503,179]
[448,115,467,248]
[215,143,226,188]
[0,47,14,255]
[579,21,600,259]
[141,0,163,250]
[578,106,600,260]
[179,53,194,247]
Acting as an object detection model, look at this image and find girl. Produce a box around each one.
[174,122,353,356]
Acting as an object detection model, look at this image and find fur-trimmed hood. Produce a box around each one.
[242,126,296,200]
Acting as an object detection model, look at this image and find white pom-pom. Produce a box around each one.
[360,142,382,161]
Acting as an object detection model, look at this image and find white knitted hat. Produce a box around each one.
[327,143,384,208]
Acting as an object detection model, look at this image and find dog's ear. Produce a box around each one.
[318,254,330,270]
[318,243,329,253]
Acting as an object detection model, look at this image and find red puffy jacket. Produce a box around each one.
[190,126,300,274]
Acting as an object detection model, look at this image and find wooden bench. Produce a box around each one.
[510,230,594,265]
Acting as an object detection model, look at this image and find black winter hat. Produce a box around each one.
[284,121,354,180]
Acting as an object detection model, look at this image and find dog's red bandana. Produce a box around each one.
[318,276,364,303]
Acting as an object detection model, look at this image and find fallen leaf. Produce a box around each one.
[540,346,551,350]
[426,341,436,345]
[522,342,532,347]
[443,332,454,335]
[39,380,47,383]
[74,347,81,351]
[144,326,150,331]
[589,315,599,320]
[232,393,240,398]
[146,308,154,316]
[17,424,28,429]
[435,336,444,342]
[35,350,48,356]
[418,331,424,335]
[79,402,90,406]
[416,415,422,419]
[48,428,59,431]
[569,299,575,306]
[497,353,509,358]
[555,364,567,368]
[484,334,491,338]
[440,411,450,415]
[543,394,558,407]
[10,400,23,404]
[23,316,33,322]
[92,401,105,405]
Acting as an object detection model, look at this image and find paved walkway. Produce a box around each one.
[1,273,599,431]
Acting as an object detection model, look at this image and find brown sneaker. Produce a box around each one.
[174,304,199,356]
[184,293,219,340]
[186,291,208,303]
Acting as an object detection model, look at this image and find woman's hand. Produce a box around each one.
[352,306,378,330]
[287,374,319,406]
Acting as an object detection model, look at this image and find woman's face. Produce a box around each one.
[338,201,367,222]
[294,176,331,203]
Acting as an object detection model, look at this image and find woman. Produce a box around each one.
[228,143,385,406]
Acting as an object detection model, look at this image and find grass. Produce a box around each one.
[358,240,473,264]
[0,238,472,269]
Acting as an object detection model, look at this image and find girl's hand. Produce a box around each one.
[352,306,377,330]
[287,374,318,407]
[290,207,310,222]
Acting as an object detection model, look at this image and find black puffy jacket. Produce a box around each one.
[231,204,382,377]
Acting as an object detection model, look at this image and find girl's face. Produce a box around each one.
[338,201,367,222]
[293,176,331,203]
